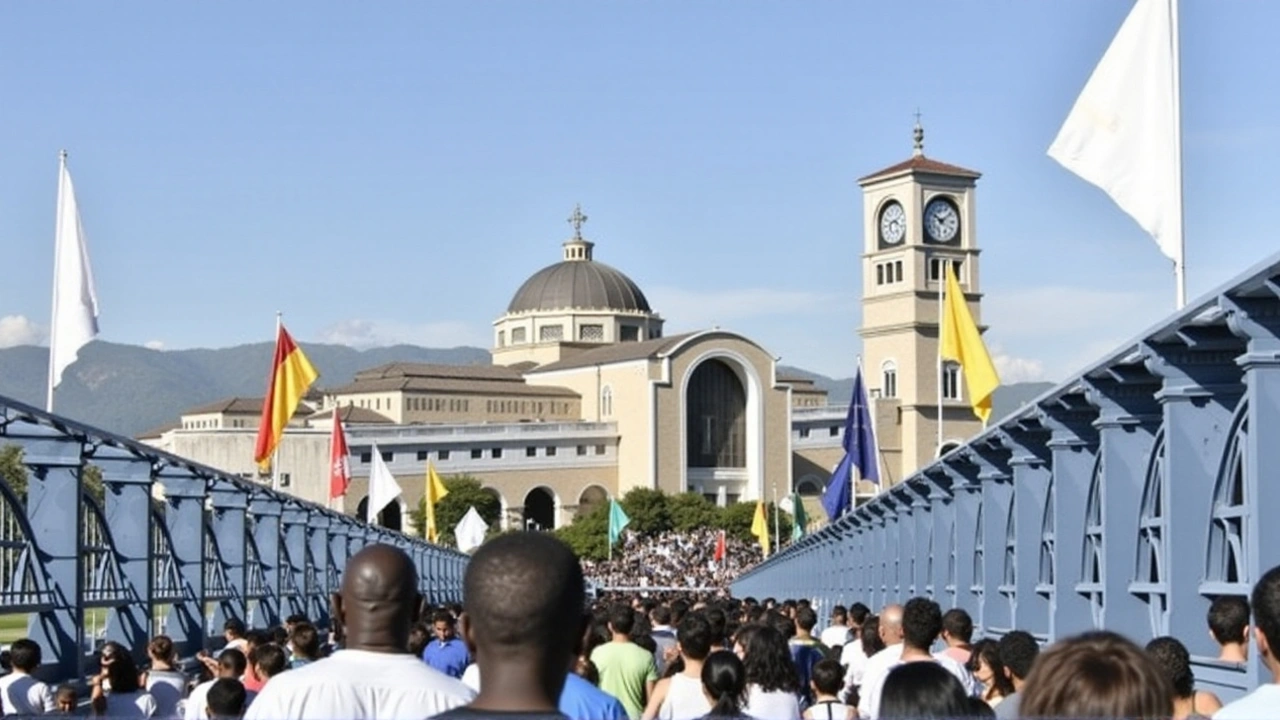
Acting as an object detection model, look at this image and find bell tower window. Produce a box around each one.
[882,360,898,399]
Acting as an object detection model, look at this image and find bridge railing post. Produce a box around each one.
[1040,399,1099,642]
[154,462,207,658]
[249,494,283,628]
[1001,424,1053,640]
[93,445,155,658]
[306,511,331,628]
[281,503,309,619]
[19,425,86,680]
[208,481,248,633]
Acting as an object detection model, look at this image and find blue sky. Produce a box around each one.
[1,2,1277,382]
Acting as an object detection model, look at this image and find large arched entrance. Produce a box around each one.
[356,497,403,532]
[577,485,609,519]
[796,475,824,497]
[687,359,747,469]
[523,487,556,531]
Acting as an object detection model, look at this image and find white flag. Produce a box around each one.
[1048,0,1181,263]
[365,442,402,523]
[48,152,100,406]
[454,506,488,553]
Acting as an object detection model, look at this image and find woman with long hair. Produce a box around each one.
[740,625,801,720]
[966,639,1014,708]
[90,643,157,718]
[878,662,972,719]
[701,651,749,718]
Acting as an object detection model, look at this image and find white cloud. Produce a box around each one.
[991,349,1048,384]
[318,319,490,349]
[144,340,165,351]
[0,315,47,348]
[647,286,850,330]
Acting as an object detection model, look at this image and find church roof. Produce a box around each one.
[506,206,653,315]
[528,333,698,373]
[327,375,579,398]
[306,406,394,424]
[508,258,652,314]
[183,397,264,415]
[353,362,519,383]
[857,155,981,185]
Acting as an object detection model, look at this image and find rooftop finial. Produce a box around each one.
[568,203,588,241]
[913,110,924,157]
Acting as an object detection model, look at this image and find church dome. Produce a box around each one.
[506,206,652,314]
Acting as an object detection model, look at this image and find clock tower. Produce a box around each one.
[858,120,986,485]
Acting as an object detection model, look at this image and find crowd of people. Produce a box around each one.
[581,529,756,589]
[2,533,1279,719]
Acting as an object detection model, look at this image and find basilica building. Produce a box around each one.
[141,127,987,535]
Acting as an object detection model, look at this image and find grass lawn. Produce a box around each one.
[0,610,112,645]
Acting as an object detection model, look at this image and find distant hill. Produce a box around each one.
[0,341,1056,438]
[0,341,490,436]
[779,365,1056,424]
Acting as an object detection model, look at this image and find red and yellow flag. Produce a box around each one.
[254,324,319,470]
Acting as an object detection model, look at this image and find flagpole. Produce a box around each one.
[271,311,282,493]
[936,265,945,454]
[46,151,69,413]
[1170,0,1187,310]
[771,482,779,553]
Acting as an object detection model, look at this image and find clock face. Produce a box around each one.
[924,198,960,243]
[879,202,906,245]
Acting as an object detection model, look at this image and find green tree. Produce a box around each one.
[0,446,104,506]
[0,445,27,500]
[668,492,721,532]
[716,501,793,546]
[408,475,502,547]
[554,504,610,560]
[619,488,672,534]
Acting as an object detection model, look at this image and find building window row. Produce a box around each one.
[876,260,904,286]
[363,444,607,464]
[407,397,471,413]
[484,399,572,415]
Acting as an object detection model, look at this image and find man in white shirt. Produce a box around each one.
[1217,566,1280,719]
[246,544,475,720]
[0,639,54,715]
[858,599,974,719]
[820,606,852,649]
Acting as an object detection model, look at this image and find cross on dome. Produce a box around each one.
[913,110,925,157]
[568,204,588,240]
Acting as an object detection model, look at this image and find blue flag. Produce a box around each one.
[608,499,630,546]
[821,365,880,521]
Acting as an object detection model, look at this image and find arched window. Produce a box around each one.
[600,385,613,418]
[942,363,962,400]
[881,361,898,399]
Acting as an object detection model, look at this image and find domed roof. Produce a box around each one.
[506,205,652,314]
[507,258,651,314]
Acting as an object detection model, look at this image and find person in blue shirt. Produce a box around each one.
[423,611,471,679]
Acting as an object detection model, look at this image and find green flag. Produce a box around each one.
[608,499,630,547]
[791,493,807,541]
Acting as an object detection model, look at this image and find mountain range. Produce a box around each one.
[0,341,1054,437]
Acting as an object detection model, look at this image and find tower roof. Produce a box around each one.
[858,117,981,185]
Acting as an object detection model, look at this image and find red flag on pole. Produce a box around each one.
[713,529,727,563]
[328,407,351,501]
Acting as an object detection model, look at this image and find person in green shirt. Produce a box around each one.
[590,604,658,719]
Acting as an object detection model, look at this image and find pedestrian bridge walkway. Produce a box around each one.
[0,394,467,682]
[732,251,1280,703]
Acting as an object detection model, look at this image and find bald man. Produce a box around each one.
[857,604,905,719]
[245,544,474,720]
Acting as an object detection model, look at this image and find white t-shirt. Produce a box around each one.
[243,649,475,720]
[1216,683,1280,720]
[745,685,801,720]
[821,625,852,648]
[101,690,158,719]
[858,647,974,719]
[840,640,870,690]
[0,672,55,714]
[461,664,480,693]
